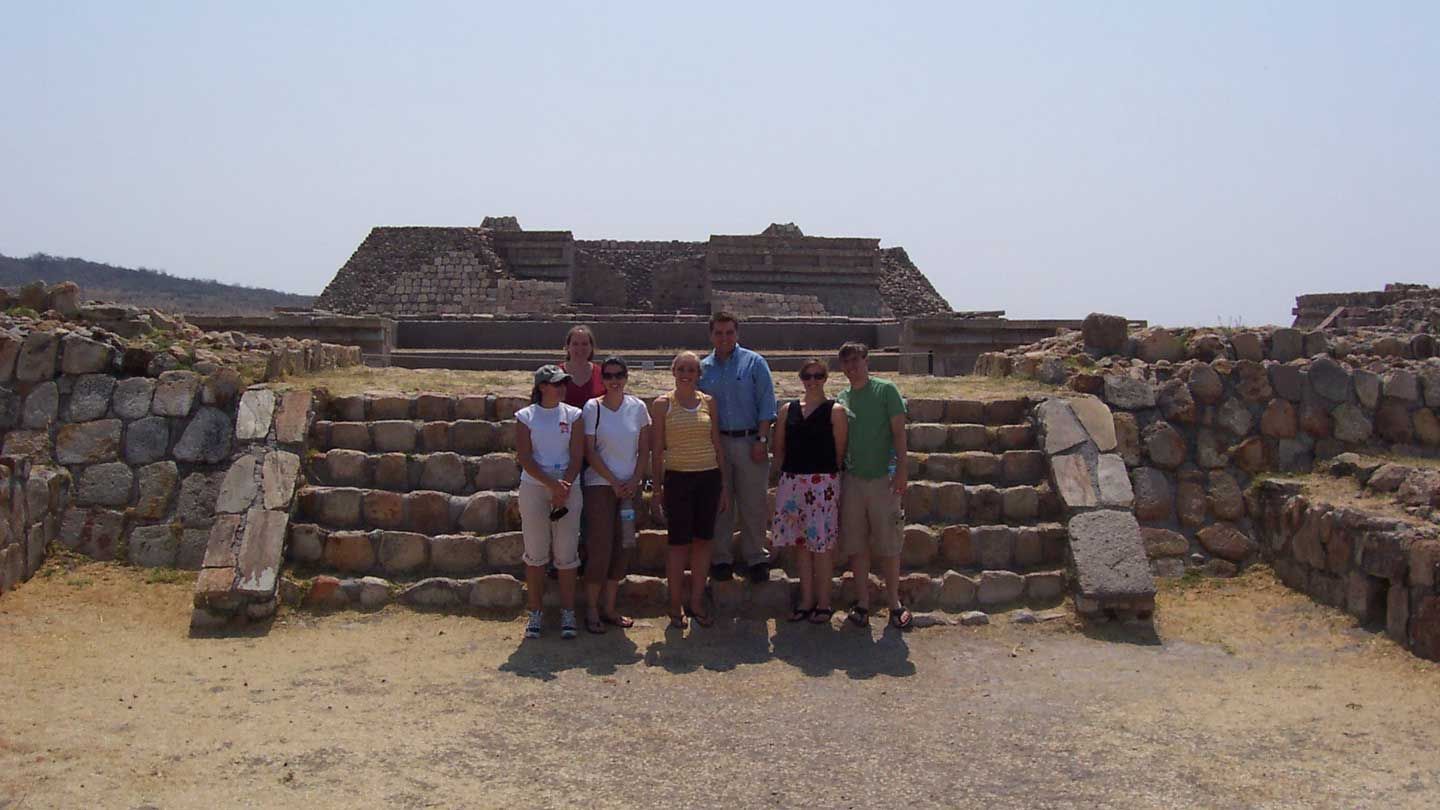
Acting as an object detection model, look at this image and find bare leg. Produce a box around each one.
[525,564,546,611]
[850,550,872,611]
[813,550,834,610]
[795,547,814,610]
[688,539,712,614]
[585,582,603,624]
[602,579,622,619]
[666,546,689,617]
[879,554,901,610]
[558,566,578,611]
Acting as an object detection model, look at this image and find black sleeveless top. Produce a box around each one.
[781,399,839,475]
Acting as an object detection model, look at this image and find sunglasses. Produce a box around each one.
[601,371,628,380]
[800,372,827,381]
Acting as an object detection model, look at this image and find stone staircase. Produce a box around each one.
[284,393,1071,615]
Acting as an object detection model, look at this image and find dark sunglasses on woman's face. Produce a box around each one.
[601,371,627,380]
[800,372,827,381]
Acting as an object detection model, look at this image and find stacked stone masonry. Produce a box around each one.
[1254,476,1440,661]
[315,221,951,319]
[282,392,1071,615]
[0,456,71,596]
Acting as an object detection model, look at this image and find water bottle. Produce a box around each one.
[887,451,898,480]
[619,498,637,548]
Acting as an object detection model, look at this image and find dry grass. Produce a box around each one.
[293,365,1065,401]
[1260,472,1432,527]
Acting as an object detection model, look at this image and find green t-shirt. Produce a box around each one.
[838,377,907,479]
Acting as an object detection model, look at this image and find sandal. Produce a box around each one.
[668,612,688,630]
[788,605,814,623]
[585,615,606,635]
[809,607,836,625]
[601,613,634,629]
[889,605,914,630]
[684,606,714,628]
[846,605,870,628]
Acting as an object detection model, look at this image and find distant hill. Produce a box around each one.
[0,252,313,316]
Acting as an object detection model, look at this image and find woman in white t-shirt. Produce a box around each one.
[580,356,652,634]
[515,364,586,640]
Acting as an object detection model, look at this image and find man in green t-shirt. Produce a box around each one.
[835,341,911,630]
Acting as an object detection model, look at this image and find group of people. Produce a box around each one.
[514,313,911,640]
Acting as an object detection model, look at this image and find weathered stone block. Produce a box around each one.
[325,449,370,487]
[329,422,371,451]
[1025,571,1066,601]
[134,461,178,520]
[1308,357,1352,403]
[1095,454,1133,508]
[432,534,486,574]
[273,389,313,445]
[1196,523,1253,562]
[21,380,58,429]
[150,371,200,417]
[325,530,376,573]
[977,570,1025,605]
[1001,486,1039,521]
[60,334,113,375]
[66,374,115,422]
[372,420,418,453]
[1260,399,1298,438]
[1140,527,1189,558]
[421,452,468,493]
[76,462,133,507]
[362,489,406,529]
[455,395,491,421]
[972,526,1014,569]
[261,450,300,510]
[939,525,973,567]
[111,377,156,420]
[58,506,126,560]
[406,490,452,534]
[123,416,170,465]
[470,574,524,609]
[473,453,520,491]
[1331,403,1372,444]
[1081,312,1127,355]
[16,331,58,381]
[177,471,224,527]
[369,395,412,420]
[1067,509,1155,600]
[173,407,233,464]
[485,532,526,568]
[419,422,450,452]
[451,420,497,453]
[1036,399,1086,455]
[379,530,429,574]
[236,388,277,441]
[215,454,259,513]
[1050,452,1097,509]
[200,367,244,407]
[129,523,179,568]
[906,423,948,453]
[901,524,938,567]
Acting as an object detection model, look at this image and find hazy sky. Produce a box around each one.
[3,2,1436,326]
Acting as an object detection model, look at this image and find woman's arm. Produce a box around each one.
[831,402,848,470]
[515,422,557,487]
[564,411,585,486]
[630,424,652,497]
[706,396,730,496]
[771,401,790,475]
[648,398,668,516]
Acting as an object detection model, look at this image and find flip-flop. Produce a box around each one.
[809,607,836,624]
[585,616,606,635]
[787,606,814,623]
[668,612,688,630]
[684,606,714,628]
[601,614,634,629]
[889,605,914,630]
[847,605,870,627]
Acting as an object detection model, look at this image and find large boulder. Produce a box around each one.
[1081,313,1128,355]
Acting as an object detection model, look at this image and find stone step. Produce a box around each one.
[905,423,1036,454]
[294,481,1062,536]
[287,521,1068,580]
[305,449,1050,493]
[292,568,1068,615]
[310,418,1035,457]
[319,393,1034,427]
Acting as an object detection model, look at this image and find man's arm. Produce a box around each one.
[751,354,778,463]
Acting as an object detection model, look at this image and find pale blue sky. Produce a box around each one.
[2,2,1436,326]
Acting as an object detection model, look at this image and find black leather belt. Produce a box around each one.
[719,428,758,437]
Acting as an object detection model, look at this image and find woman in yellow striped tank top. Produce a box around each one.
[650,350,729,629]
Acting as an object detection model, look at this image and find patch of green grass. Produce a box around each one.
[64,576,93,588]
[144,568,190,585]
[5,305,40,319]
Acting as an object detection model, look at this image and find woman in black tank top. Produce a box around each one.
[770,359,848,623]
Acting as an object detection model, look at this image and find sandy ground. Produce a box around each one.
[2,562,1438,809]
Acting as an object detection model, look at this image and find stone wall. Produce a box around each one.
[712,290,828,318]
[572,241,707,310]
[0,457,70,596]
[1294,283,1440,331]
[0,319,358,581]
[1253,476,1440,661]
[315,228,509,316]
[651,255,710,314]
[706,233,891,317]
[878,247,951,318]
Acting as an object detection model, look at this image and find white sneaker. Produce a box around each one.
[524,609,543,639]
[560,609,578,640]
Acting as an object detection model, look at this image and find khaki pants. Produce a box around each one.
[710,435,771,567]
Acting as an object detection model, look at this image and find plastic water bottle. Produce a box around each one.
[887,451,898,480]
[619,498,637,548]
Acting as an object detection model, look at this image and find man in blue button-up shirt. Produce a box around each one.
[699,311,778,583]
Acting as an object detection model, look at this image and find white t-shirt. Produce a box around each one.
[515,402,582,486]
[582,395,652,487]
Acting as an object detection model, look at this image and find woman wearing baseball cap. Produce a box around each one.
[515,364,586,639]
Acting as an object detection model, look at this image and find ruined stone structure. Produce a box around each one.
[1294,283,1440,332]
[315,220,951,319]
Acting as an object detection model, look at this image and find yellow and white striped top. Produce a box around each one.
[663,392,718,472]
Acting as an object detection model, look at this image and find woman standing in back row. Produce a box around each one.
[562,325,605,408]
[770,358,847,623]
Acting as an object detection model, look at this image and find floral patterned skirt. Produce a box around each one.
[771,472,840,553]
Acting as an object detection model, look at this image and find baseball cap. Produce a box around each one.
[533,364,571,385]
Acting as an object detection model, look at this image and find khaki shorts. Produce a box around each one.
[839,473,904,558]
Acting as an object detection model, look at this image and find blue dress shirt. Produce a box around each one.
[699,345,778,432]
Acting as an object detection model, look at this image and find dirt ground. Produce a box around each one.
[2,563,1438,809]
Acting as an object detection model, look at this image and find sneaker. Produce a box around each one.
[560,609,578,640]
[524,609,543,639]
[747,562,770,584]
[711,563,734,581]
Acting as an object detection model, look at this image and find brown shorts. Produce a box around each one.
[839,473,904,558]
[583,485,629,584]
[663,468,722,546]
